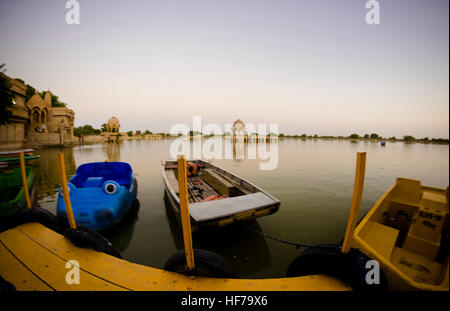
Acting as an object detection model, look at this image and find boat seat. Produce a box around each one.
[81,177,130,188]
[392,178,423,203]
[402,191,448,259]
[189,192,275,222]
[201,169,243,197]
[359,221,400,259]
[83,177,103,187]
[72,162,132,188]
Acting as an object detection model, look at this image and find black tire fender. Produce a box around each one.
[63,225,122,259]
[0,207,61,233]
[286,245,388,291]
[164,248,234,278]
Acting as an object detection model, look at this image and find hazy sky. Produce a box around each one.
[1,0,448,138]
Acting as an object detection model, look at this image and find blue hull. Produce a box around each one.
[57,162,138,231]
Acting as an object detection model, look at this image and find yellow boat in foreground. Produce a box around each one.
[353,178,449,291]
[0,222,350,291]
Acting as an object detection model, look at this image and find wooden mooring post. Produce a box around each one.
[341,152,367,254]
[58,153,77,230]
[19,152,32,210]
[177,155,195,273]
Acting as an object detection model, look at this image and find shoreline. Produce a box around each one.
[3,135,447,152]
[29,135,450,151]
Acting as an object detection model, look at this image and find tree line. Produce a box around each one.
[69,122,450,144]
[282,133,448,144]
[74,124,163,138]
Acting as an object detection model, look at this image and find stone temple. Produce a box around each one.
[0,73,75,150]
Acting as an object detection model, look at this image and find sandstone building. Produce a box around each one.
[0,73,75,150]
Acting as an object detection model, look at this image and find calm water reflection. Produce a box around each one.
[33,139,449,278]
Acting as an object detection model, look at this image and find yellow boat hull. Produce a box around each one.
[353,178,449,291]
[0,222,351,291]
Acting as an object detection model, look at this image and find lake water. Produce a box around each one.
[33,138,449,278]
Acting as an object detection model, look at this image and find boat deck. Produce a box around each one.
[165,169,251,203]
[0,223,351,291]
[187,176,221,202]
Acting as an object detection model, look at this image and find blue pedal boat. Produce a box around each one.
[57,162,137,231]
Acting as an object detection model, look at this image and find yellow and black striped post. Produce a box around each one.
[341,152,366,254]
[58,152,77,230]
[19,152,32,210]
[177,155,195,272]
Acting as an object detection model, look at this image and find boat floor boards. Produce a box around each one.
[165,169,250,203]
[0,223,350,291]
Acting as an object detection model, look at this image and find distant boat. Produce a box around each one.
[381,141,386,146]
[0,149,34,157]
[162,159,280,231]
[57,161,137,231]
[0,167,35,218]
[0,155,40,163]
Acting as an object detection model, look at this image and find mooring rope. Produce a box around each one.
[238,222,330,250]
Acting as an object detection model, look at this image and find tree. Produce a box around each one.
[127,131,133,137]
[51,94,67,107]
[73,127,82,137]
[189,130,202,136]
[300,134,307,138]
[83,125,97,135]
[73,125,101,137]
[144,130,152,135]
[38,91,67,107]
[25,84,36,102]
[403,135,415,142]
[349,134,359,139]
[370,133,379,139]
[0,72,14,124]
[363,134,369,139]
[431,138,449,144]
[101,123,107,132]
[135,130,142,136]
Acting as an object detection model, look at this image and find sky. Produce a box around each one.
[0,0,448,138]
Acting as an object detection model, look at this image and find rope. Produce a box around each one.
[238,222,329,250]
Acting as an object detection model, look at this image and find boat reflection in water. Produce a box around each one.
[33,147,76,202]
[164,193,271,277]
[101,199,141,252]
[103,141,122,162]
